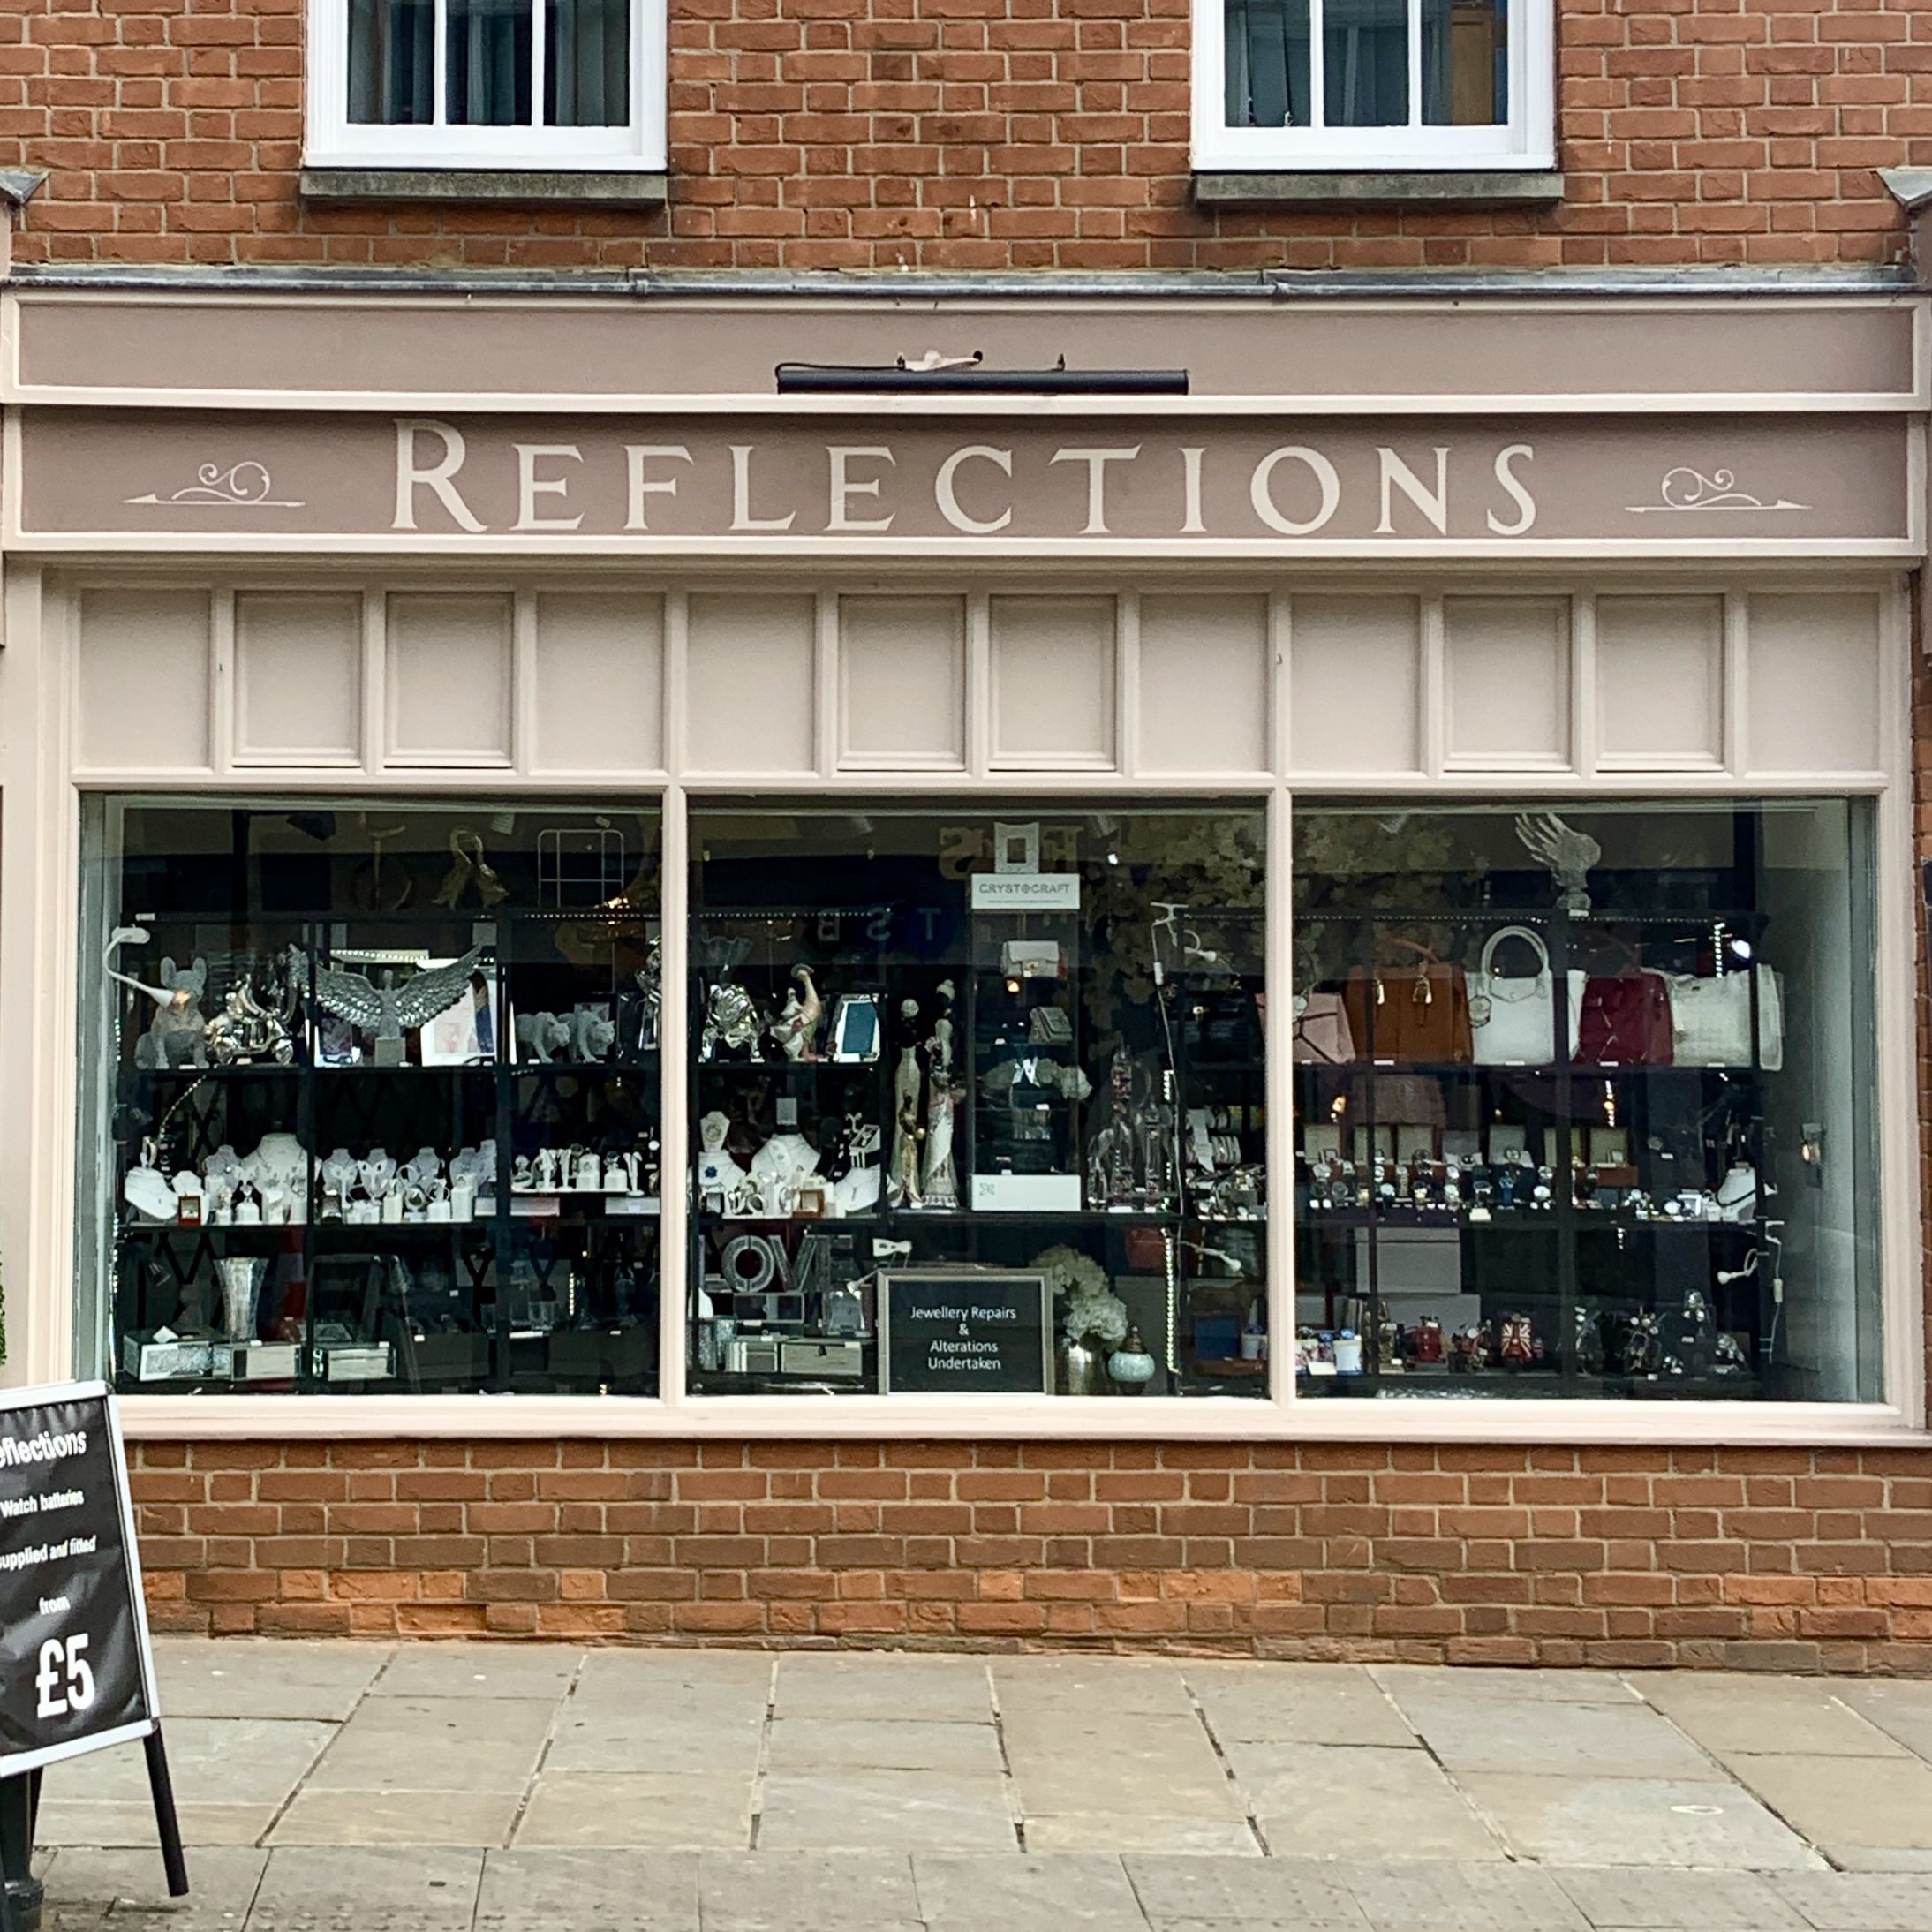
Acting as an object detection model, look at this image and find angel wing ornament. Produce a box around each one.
[1513,811,1602,915]
[289,945,482,1065]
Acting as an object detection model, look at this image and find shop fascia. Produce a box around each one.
[396,418,1541,540]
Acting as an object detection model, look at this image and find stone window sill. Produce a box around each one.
[299,167,668,208]
[1193,170,1564,208]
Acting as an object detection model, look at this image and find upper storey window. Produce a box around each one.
[1196,0,1554,171]
[306,0,665,170]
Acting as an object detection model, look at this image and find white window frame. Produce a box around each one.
[304,0,667,171]
[1192,0,1555,172]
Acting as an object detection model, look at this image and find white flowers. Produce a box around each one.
[1034,1243,1129,1345]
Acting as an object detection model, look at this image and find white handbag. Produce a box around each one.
[1470,925,1558,1067]
[1664,966,1784,1071]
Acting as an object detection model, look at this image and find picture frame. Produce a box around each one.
[830,993,881,1063]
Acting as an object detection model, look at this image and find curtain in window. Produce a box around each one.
[348,0,434,125]
[448,0,532,126]
[1324,0,1407,128]
[1224,0,1311,129]
[1422,0,1507,125]
[546,0,630,128]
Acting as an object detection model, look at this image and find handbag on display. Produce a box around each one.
[1664,966,1785,1071]
[1469,925,1557,1067]
[1570,970,1674,1066]
[1292,992,1355,1066]
[1342,947,1473,1065]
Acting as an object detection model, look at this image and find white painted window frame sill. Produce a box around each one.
[114,1392,1922,1448]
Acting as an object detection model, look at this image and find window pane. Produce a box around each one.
[348,0,434,125]
[82,799,663,1398]
[448,0,532,127]
[1423,0,1507,126]
[1224,0,1311,130]
[1325,0,1409,128]
[546,0,630,128]
[1292,799,1881,1402]
[690,805,1269,1400]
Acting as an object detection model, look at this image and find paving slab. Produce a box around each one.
[1123,1853,1365,1923]
[766,1717,1002,1775]
[544,1707,764,1777]
[367,1646,581,1702]
[1834,1684,1932,1766]
[246,1846,482,1929]
[1726,1752,1932,1857]
[476,1848,700,1932]
[1780,1873,1932,1930]
[1634,1676,1906,1760]
[1185,1664,1416,1750]
[39,1845,267,1926]
[775,1656,992,1724]
[574,1649,774,1698]
[915,1853,1147,1932]
[33,1800,275,1850]
[1453,1771,1823,1870]
[1226,1747,1502,1863]
[757,1770,1016,1851]
[701,1848,920,1930]
[42,1722,335,1809]
[1396,1699,1716,1779]
[1372,1667,1639,1707]
[267,1791,519,1849]
[513,1770,752,1848]
[1340,1860,1590,1932]
[152,1641,390,1723]
[1026,1815,1260,1855]
[993,1658,1196,1717]
[1548,1867,1807,1930]
[1006,1715,1245,1821]
[306,1698,554,1793]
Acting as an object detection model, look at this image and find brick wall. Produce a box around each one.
[1,0,1921,273]
[128,1439,1932,1669]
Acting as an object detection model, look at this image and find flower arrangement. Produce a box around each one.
[1033,1244,1128,1346]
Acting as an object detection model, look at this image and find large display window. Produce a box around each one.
[1292,799,1882,1401]
[80,799,664,1396]
[686,804,1271,1399]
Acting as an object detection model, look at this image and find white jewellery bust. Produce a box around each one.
[696,1111,748,1195]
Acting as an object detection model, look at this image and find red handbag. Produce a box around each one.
[1573,971,1673,1066]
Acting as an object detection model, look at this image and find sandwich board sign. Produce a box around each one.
[0,1382,184,1920]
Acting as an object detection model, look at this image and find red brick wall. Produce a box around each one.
[129,1439,1932,1669]
[1,0,1921,273]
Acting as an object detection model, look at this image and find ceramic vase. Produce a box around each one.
[1057,1332,1109,1397]
[215,1256,267,1342]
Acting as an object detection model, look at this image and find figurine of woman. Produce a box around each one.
[919,985,962,1210]
[770,965,824,1063]
[1085,1047,1139,1210]
[887,1003,924,1210]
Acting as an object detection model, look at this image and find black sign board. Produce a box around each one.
[0,1383,158,1774]
[878,1270,1053,1394]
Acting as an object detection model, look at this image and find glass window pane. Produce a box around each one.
[546,0,630,128]
[1293,799,1881,1402]
[1423,0,1507,126]
[1324,0,1409,128]
[81,799,662,1397]
[1224,0,1312,130]
[448,0,533,127]
[690,804,1269,1399]
[348,0,434,125]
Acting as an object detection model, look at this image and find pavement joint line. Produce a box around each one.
[744,1653,780,1852]
[499,1649,585,1853]
[986,1661,1026,1853]
[1181,1667,1272,1856]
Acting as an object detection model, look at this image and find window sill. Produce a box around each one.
[1192,169,1564,208]
[299,166,669,208]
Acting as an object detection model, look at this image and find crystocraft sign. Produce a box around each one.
[8,410,1916,555]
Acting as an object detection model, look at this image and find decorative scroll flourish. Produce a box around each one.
[125,462,304,509]
[1626,466,1807,515]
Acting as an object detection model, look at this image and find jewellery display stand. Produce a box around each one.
[109,909,661,1395]
[1294,876,1785,1399]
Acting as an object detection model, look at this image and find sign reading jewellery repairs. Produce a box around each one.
[879,1270,1053,1395]
[0,1383,157,1773]
[8,411,1914,553]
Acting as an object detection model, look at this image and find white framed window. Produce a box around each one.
[305,0,667,171]
[1193,0,1554,172]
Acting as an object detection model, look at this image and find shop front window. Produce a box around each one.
[1292,799,1882,1400]
[81,799,663,1396]
[688,804,1270,1399]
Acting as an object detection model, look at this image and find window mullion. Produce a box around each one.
[1407,0,1423,130]
[1309,0,1325,131]
[433,0,449,127]
[532,0,547,128]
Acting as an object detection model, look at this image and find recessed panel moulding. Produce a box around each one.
[11,411,1913,553]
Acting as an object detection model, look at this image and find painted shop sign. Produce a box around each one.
[10,411,1914,552]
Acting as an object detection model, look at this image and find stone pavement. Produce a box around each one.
[30,1642,1932,1929]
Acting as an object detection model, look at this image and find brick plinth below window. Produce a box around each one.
[130,1439,1932,1672]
